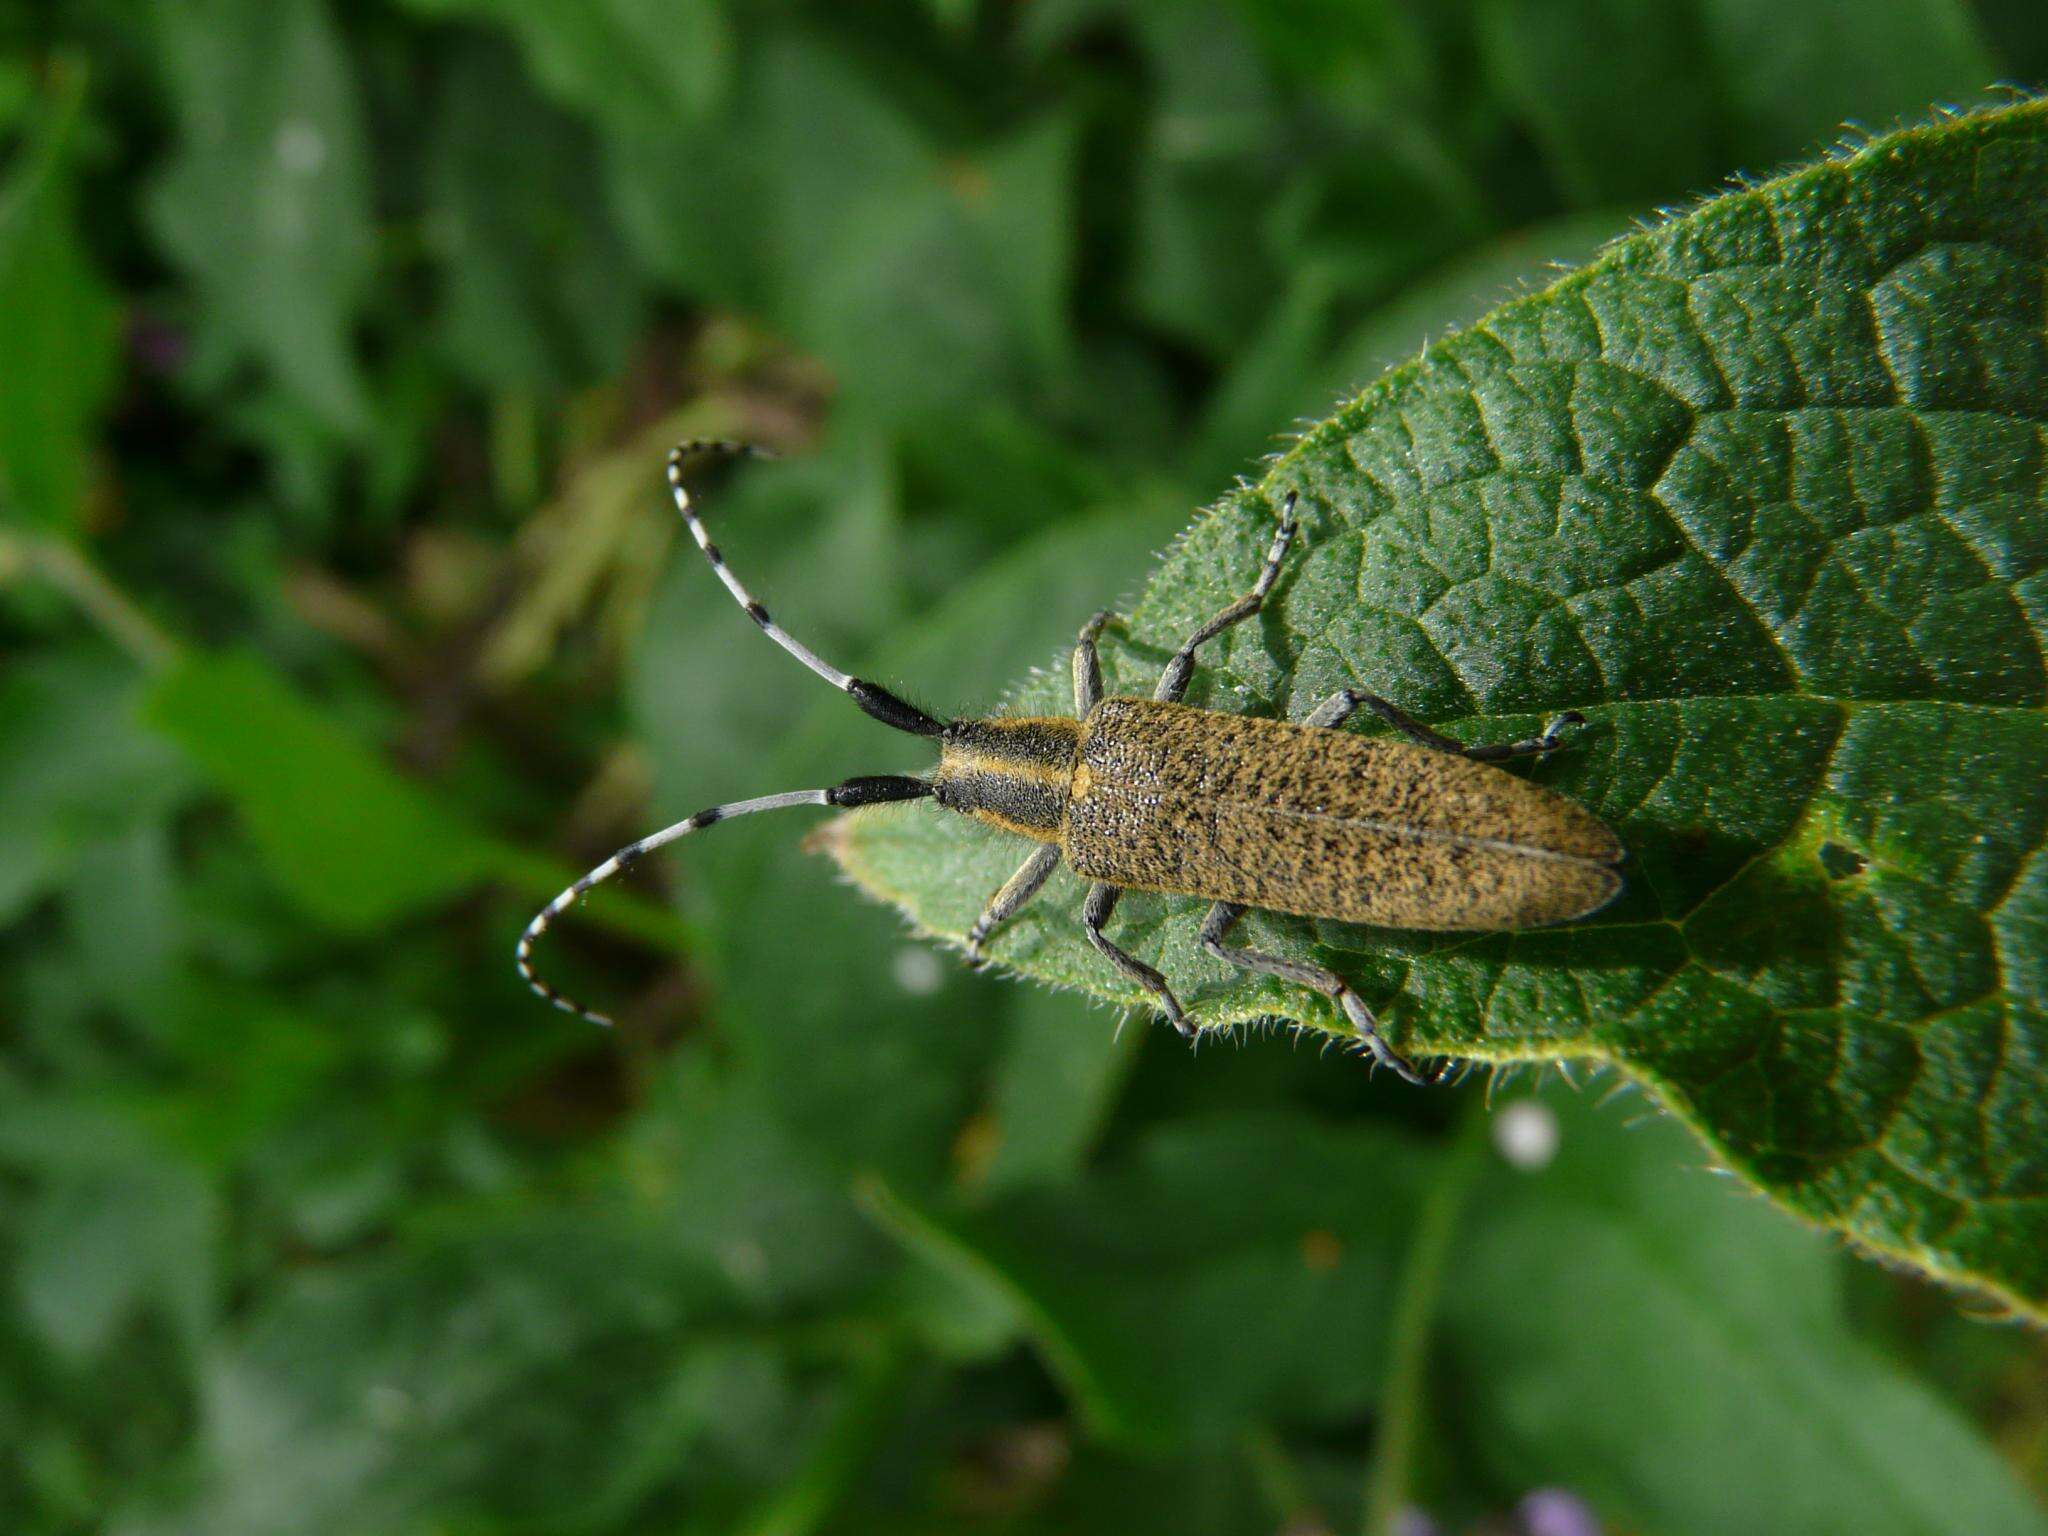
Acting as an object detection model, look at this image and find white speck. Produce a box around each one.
[1493,1098,1560,1171]
[893,946,944,995]
[275,120,327,175]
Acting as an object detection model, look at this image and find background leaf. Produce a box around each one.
[1697,0,1998,165]
[147,0,374,432]
[141,651,491,930]
[830,101,2048,1319]
[424,39,646,395]
[1444,1089,2047,1536]
[0,66,118,534]
[872,1113,1428,1447]
[0,654,190,925]
[397,0,732,134]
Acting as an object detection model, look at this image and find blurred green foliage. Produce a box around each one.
[0,4,2044,1534]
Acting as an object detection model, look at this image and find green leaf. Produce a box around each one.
[123,1221,788,1536]
[128,1059,884,1535]
[0,1097,220,1361]
[0,654,191,926]
[606,38,1077,415]
[621,1052,895,1313]
[1315,208,1629,402]
[1979,0,2048,81]
[1478,0,1718,206]
[16,1161,217,1360]
[826,102,2048,1316]
[1443,1089,2048,1536]
[868,1112,1428,1447]
[603,107,770,312]
[1124,3,1288,357]
[397,0,730,134]
[1695,0,1998,169]
[424,40,645,394]
[62,823,182,1022]
[0,66,119,534]
[1478,0,1997,207]
[141,650,492,931]
[147,0,374,431]
[756,41,1077,415]
[1193,210,1629,494]
[975,987,1141,1196]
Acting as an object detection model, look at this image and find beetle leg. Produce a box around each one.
[966,843,1063,967]
[1153,492,1299,704]
[1073,610,1110,715]
[1197,901,1436,1086]
[1300,689,1370,730]
[1313,690,1584,762]
[1461,711,1586,762]
[1081,881,1193,1036]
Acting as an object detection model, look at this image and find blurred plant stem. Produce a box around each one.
[1245,1426,1324,1532]
[0,529,181,670]
[1362,1095,1489,1536]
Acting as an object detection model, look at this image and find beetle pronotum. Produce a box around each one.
[519,440,1624,1084]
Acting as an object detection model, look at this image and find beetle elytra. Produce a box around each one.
[519,440,1625,1084]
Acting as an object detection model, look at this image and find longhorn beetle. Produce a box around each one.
[518,440,1624,1084]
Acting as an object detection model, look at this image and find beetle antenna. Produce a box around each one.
[669,440,947,738]
[518,774,932,1026]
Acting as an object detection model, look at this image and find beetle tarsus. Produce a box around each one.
[1358,1034,1435,1087]
[1459,707,1594,763]
[1535,710,1586,751]
[1082,880,1191,1033]
[1332,694,1593,765]
[1337,987,1435,1086]
[966,843,1063,967]
[1195,899,1438,1086]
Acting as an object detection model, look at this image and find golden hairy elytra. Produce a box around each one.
[520,441,1624,1085]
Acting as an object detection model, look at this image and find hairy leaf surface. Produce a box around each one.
[829,102,2048,1316]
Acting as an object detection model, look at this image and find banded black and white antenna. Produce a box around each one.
[517,439,943,1026]
[669,440,946,737]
